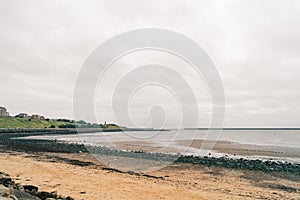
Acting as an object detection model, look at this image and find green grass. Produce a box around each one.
[0,116,73,129]
[0,116,122,129]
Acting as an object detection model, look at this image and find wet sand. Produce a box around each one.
[105,139,300,160]
[178,139,300,158]
[1,152,300,200]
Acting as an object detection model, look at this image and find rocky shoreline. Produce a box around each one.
[0,171,73,200]
[0,131,300,181]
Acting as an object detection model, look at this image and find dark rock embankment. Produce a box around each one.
[175,155,300,180]
[0,171,74,200]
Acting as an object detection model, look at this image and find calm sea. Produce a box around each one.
[25,129,300,163]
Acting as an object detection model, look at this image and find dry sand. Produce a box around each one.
[0,152,299,200]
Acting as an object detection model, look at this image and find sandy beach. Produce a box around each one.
[1,151,300,200]
[2,0,300,199]
[0,132,300,199]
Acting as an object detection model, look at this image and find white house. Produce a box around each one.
[0,106,9,116]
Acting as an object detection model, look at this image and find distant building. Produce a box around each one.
[15,113,28,118]
[0,106,9,116]
[31,114,40,120]
[15,113,45,120]
[30,114,45,120]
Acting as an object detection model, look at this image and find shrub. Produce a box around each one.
[58,124,76,128]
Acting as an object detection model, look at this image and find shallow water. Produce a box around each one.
[24,129,300,163]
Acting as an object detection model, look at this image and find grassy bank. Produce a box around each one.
[0,116,70,128]
[0,116,120,129]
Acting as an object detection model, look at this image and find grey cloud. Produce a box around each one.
[0,0,300,127]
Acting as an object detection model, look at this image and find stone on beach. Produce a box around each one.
[1,171,74,200]
[0,184,11,197]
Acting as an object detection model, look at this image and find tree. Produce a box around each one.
[76,120,87,124]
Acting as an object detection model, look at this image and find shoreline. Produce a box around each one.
[1,132,300,179]
[16,130,300,162]
[1,131,300,199]
[103,139,300,161]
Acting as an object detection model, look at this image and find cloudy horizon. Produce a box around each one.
[1,0,300,128]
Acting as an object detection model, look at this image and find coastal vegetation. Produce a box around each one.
[0,116,120,129]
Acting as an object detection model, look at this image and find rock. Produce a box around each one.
[0,185,11,197]
[23,185,38,193]
[0,197,15,200]
[9,195,18,200]
[36,191,52,199]
[49,192,57,198]
[12,188,40,200]
[0,178,13,187]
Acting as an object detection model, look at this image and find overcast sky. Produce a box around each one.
[1,0,300,128]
